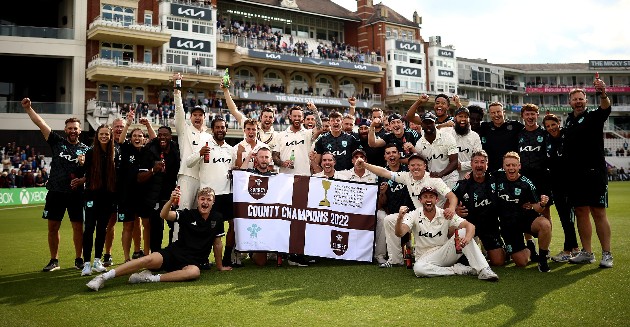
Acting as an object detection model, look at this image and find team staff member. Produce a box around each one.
[395,187,498,281]
[22,98,89,272]
[86,187,231,291]
[117,111,156,262]
[452,150,505,266]
[79,125,117,276]
[314,111,359,172]
[188,117,237,268]
[137,126,180,253]
[543,114,579,262]
[494,152,552,272]
[478,102,524,172]
[563,80,613,268]
[102,117,126,267]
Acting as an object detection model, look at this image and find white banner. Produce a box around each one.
[233,171,377,262]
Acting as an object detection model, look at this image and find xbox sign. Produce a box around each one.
[0,187,48,206]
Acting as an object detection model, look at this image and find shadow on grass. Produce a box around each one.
[0,266,191,306]
[205,258,601,325]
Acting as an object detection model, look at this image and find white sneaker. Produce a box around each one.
[81,262,92,276]
[600,251,613,268]
[551,251,572,263]
[86,275,106,291]
[92,258,107,273]
[452,263,476,276]
[477,267,499,281]
[569,250,596,264]
[128,270,154,284]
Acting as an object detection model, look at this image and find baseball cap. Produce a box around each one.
[455,107,470,116]
[388,113,403,123]
[352,148,367,157]
[406,153,428,165]
[190,105,204,114]
[419,186,439,197]
[420,112,437,122]
[358,118,371,127]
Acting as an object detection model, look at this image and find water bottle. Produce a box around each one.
[172,185,180,210]
[222,68,230,88]
[289,149,295,169]
[160,153,166,172]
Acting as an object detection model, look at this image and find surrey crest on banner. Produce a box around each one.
[330,230,349,256]
[248,175,269,200]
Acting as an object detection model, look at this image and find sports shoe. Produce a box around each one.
[599,251,613,268]
[128,270,154,284]
[538,260,551,273]
[86,275,106,291]
[81,262,92,276]
[288,257,309,267]
[379,261,403,268]
[569,250,596,264]
[92,258,107,273]
[452,263,476,276]
[526,240,538,261]
[477,267,499,281]
[374,255,387,265]
[102,254,113,267]
[74,258,84,270]
[551,251,572,263]
[198,260,213,271]
[132,251,145,260]
[42,259,60,272]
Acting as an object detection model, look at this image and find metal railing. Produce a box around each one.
[0,100,72,114]
[0,24,74,39]
[88,16,167,33]
[87,54,224,76]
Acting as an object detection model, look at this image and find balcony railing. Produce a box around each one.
[0,100,72,114]
[88,55,168,72]
[88,55,224,77]
[88,16,166,33]
[160,0,213,9]
[0,24,74,39]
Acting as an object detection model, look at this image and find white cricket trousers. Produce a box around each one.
[413,228,489,277]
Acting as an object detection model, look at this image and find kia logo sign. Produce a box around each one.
[265,53,281,59]
[171,4,212,21]
[438,49,454,58]
[397,66,421,77]
[396,41,422,53]
[438,69,454,77]
[169,37,211,53]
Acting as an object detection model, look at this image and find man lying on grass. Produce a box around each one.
[87,187,231,291]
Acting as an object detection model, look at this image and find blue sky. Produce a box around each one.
[331,0,630,64]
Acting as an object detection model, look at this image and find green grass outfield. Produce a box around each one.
[1,182,629,327]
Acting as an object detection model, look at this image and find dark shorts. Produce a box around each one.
[500,215,537,254]
[567,168,608,208]
[116,205,138,223]
[477,232,505,251]
[158,246,200,272]
[213,194,234,220]
[42,190,84,222]
[137,201,160,219]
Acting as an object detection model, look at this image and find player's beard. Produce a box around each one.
[454,122,470,135]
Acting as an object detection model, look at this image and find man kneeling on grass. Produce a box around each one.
[395,187,498,281]
[87,187,231,291]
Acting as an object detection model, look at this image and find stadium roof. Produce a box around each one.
[232,0,361,21]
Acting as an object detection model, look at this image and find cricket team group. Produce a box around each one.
[22,73,613,291]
